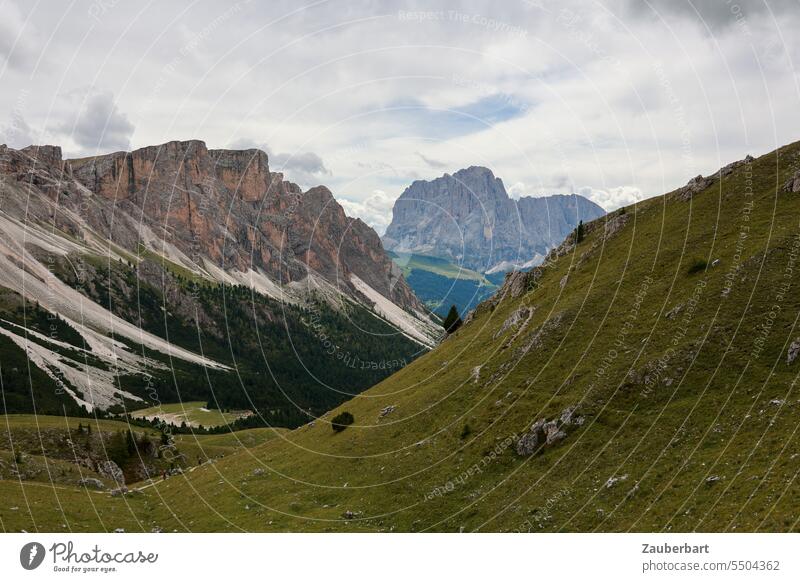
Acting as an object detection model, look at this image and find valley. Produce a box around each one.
[3,140,799,532]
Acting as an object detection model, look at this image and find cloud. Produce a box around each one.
[0,109,35,148]
[577,185,644,212]
[0,1,38,71]
[338,190,396,235]
[416,151,448,169]
[507,181,527,199]
[625,0,798,31]
[268,150,329,180]
[63,91,135,153]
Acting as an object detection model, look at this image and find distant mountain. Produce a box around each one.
[0,141,440,421]
[382,166,605,272]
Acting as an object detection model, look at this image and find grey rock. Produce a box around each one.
[77,477,105,490]
[679,174,714,200]
[471,365,482,384]
[494,306,531,339]
[379,405,396,418]
[96,460,125,486]
[543,420,566,445]
[605,474,628,488]
[788,339,800,365]
[516,405,581,456]
[783,170,800,193]
[604,212,630,238]
[515,419,547,456]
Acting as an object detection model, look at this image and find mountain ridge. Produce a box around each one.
[0,140,440,415]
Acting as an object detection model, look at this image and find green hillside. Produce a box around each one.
[3,141,800,532]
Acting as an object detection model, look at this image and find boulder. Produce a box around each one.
[515,419,547,456]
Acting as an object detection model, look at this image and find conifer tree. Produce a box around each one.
[442,305,463,334]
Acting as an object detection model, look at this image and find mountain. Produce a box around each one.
[0,141,440,421]
[382,166,606,272]
[4,141,799,532]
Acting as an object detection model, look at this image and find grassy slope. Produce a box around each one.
[3,142,800,532]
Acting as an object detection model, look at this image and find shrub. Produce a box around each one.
[331,411,355,433]
[460,424,472,439]
[687,258,708,275]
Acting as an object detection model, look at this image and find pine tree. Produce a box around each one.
[442,305,463,334]
[576,220,585,243]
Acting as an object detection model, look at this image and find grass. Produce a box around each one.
[130,402,253,428]
[3,142,800,532]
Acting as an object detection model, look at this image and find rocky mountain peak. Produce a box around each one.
[383,167,605,272]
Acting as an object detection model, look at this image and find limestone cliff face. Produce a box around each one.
[382,166,606,272]
[0,140,423,312]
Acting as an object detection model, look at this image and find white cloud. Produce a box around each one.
[0,109,34,148]
[577,185,643,211]
[507,181,527,199]
[0,1,39,71]
[338,190,397,235]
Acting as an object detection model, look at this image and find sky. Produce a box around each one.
[1,0,799,234]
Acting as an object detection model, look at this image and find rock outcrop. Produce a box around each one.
[515,406,584,456]
[784,170,800,193]
[788,339,800,365]
[382,166,605,272]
